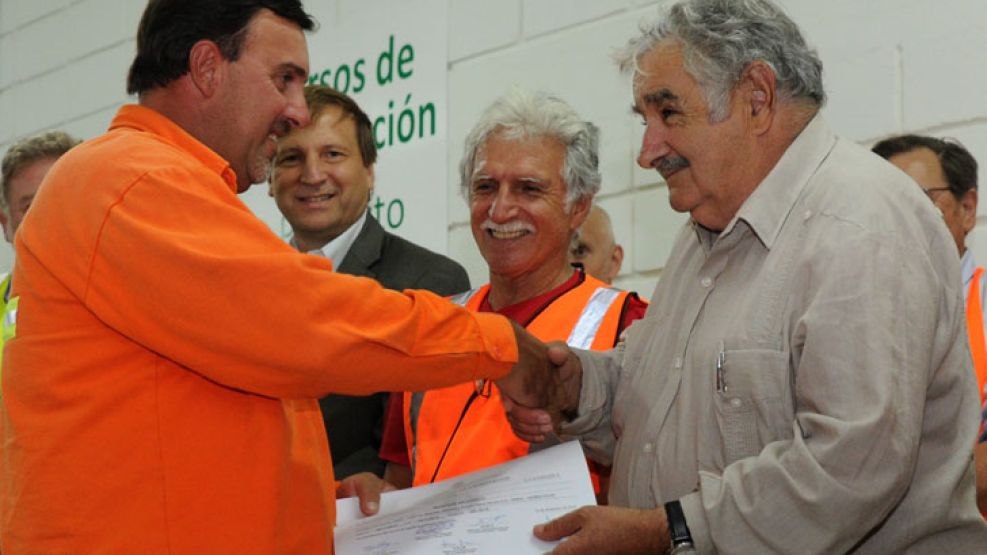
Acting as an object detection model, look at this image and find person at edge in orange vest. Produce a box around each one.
[0,2,570,553]
[871,134,987,516]
[378,89,649,501]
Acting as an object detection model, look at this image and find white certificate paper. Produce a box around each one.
[334,441,597,554]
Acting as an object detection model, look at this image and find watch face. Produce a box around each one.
[669,543,696,554]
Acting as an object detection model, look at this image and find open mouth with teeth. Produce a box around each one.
[482,220,535,240]
[488,228,530,240]
[298,192,337,205]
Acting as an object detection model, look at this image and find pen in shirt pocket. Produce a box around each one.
[715,340,726,392]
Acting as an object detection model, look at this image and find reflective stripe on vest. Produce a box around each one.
[567,287,623,350]
[448,288,482,307]
[404,277,628,486]
[0,287,16,399]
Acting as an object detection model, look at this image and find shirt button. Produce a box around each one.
[730,398,743,408]
[642,442,655,454]
[700,277,713,288]
[673,357,683,369]
[803,210,812,221]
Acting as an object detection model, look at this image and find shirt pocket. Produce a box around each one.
[713,347,794,465]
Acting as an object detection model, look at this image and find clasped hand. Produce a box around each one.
[494,323,583,443]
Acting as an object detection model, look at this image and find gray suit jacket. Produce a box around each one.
[322,213,470,479]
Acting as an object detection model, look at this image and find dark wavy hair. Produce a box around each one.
[872,135,978,197]
[126,0,315,95]
[303,85,377,167]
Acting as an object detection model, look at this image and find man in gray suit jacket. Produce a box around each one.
[270,85,469,479]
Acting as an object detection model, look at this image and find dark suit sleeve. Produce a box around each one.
[409,256,470,297]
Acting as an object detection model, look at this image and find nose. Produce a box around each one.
[487,186,519,223]
[284,85,311,129]
[637,121,672,169]
[299,155,325,186]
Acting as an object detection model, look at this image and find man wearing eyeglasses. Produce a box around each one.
[872,134,986,516]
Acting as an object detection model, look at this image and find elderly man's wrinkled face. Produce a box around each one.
[633,40,755,231]
[214,10,311,192]
[469,133,589,282]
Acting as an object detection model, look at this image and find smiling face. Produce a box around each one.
[212,10,310,192]
[271,105,375,251]
[468,133,590,286]
[633,40,759,230]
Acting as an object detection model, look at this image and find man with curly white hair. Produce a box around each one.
[380,88,647,495]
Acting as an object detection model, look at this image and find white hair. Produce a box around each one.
[615,0,825,122]
[459,88,601,205]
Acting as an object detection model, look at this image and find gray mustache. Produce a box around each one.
[655,155,690,177]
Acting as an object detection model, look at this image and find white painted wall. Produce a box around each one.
[2,0,987,297]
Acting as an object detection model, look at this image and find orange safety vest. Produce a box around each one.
[967,267,987,409]
[404,275,630,487]
[969,268,987,520]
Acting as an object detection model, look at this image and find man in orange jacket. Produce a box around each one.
[0,2,564,553]
[379,89,648,493]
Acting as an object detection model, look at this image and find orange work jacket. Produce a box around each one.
[404,275,630,486]
[0,105,517,554]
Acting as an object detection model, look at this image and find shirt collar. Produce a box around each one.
[110,104,238,192]
[707,114,836,250]
[290,210,368,268]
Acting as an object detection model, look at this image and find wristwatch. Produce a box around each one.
[664,500,694,553]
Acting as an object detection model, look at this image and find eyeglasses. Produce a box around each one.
[921,186,952,198]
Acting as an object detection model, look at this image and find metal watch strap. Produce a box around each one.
[664,499,693,548]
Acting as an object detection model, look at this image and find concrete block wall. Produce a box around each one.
[2,0,987,298]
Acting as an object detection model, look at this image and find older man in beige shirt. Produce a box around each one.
[505,0,987,553]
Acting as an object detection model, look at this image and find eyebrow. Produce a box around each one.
[278,62,308,78]
[631,88,679,115]
[518,176,546,185]
[469,175,547,185]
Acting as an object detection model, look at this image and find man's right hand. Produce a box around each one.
[494,324,583,439]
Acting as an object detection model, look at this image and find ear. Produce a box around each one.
[187,39,224,98]
[569,196,592,231]
[741,61,777,135]
[609,244,624,282]
[0,209,10,244]
[960,188,978,234]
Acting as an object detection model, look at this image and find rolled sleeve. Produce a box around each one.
[559,347,622,465]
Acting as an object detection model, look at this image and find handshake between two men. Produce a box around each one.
[342,323,582,513]
[350,322,671,555]
[496,322,583,439]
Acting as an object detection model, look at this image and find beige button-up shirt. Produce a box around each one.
[565,116,987,553]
